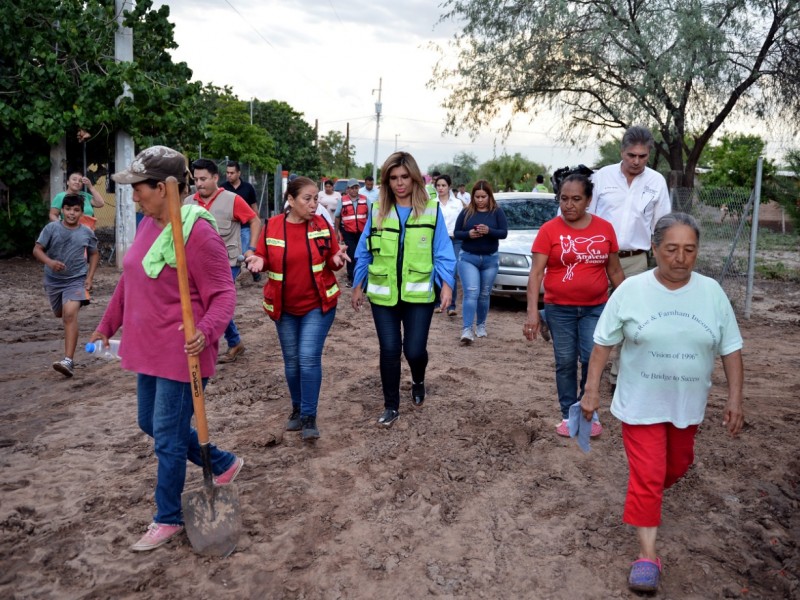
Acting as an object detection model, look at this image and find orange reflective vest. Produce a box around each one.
[340,194,369,233]
[261,214,340,321]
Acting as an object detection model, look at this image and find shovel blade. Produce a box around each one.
[182,484,241,557]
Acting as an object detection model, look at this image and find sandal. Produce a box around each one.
[628,558,661,592]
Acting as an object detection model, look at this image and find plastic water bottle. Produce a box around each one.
[85,339,121,359]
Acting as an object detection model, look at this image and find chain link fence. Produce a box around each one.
[671,186,755,312]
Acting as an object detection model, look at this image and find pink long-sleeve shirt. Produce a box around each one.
[96,217,236,382]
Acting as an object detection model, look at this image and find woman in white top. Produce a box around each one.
[317,179,341,221]
[582,212,744,593]
[434,174,466,315]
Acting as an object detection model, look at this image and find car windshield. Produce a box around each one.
[499,198,558,230]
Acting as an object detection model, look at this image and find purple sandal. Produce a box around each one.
[628,557,661,592]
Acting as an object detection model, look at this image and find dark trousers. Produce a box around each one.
[370,301,435,410]
[341,230,361,284]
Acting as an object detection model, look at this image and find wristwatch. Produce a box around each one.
[246,245,256,252]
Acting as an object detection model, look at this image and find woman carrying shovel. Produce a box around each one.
[91,146,244,552]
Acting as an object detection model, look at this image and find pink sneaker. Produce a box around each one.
[590,422,603,437]
[555,419,570,437]
[130,522,183,552]
[214,457,244,486]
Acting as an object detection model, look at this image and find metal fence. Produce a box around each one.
[671,186,756,313]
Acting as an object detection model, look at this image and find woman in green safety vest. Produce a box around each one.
[351,152,456,427]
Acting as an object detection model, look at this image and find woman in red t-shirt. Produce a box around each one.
[523,174,624,437]
[247,176,349,441]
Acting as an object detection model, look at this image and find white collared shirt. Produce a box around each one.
[438,193,466,236]
[589,163,671,251]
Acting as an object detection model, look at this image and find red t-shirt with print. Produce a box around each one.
[532,215,619,306]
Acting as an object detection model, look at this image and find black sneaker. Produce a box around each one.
[286,407,302,431]
[301,416,320,441]
[377,408,399,427]
[411,382,425,407]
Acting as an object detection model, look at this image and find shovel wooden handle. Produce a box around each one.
[165,177,210,446]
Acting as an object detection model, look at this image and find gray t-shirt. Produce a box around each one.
[36,221,98,283]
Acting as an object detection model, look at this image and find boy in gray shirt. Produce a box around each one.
[33,194,99,377]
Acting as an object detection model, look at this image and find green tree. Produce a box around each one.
[774,150,800,222]
[595,139,622,170]
[0,0,213,254]
[432,0,800,188]
[318,130,356,178]
[701,134,775,189]
[359,163,380,181]
[428,152,479,187]
[252,100,321,177]
[206,96,276,172]
[477,153,548,192]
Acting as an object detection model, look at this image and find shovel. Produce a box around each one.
[165,177,242,557]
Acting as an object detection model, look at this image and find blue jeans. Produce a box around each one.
[224,266,241,348]
[434,238,460,311]
[458,251,499,329]
[274,307,336,417]
[137,374,236,525]
[371,301,435,410]
[544,303,605,419]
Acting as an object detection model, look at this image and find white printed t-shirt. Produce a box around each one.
[593,270,743,427]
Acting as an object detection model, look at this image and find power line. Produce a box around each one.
[328,0,345,28]
[222,0,275,50]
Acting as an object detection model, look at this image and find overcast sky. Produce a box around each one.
[152,0,597,174]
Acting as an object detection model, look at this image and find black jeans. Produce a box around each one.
[370,301,435,410]
[341,230,361,284]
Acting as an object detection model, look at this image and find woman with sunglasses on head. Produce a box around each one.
[433,173,465,315]
[351,152,456,427]
[246,176,349,442]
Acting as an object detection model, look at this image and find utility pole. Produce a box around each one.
[345,122,350,177]
[372,78,382,183]
[395,134,399,152]
[114,0,136,268]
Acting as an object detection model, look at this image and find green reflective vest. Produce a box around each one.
[366,201,438,306]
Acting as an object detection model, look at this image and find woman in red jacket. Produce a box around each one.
[246,176,349,441]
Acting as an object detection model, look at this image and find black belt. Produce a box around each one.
[618,249,647,258]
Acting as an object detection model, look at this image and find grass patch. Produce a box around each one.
[755,261,800,282]
[757,229,800,252]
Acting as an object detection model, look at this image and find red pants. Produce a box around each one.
[622,422,698,527]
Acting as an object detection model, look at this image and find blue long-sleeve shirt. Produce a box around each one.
[353,204,456,291]
[453,207,508,254]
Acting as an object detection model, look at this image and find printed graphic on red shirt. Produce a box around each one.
[559,234,611,282]
[533,216,619,306]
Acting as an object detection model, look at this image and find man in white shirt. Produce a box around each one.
[589,125,672,386]
[359,175,379,206]
[455,183,471,204]
[589,125,671,278]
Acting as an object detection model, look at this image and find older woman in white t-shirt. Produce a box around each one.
[434,174,466,315]
[582,212,744,594]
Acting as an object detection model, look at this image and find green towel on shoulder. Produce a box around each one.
[142,205,218,278]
